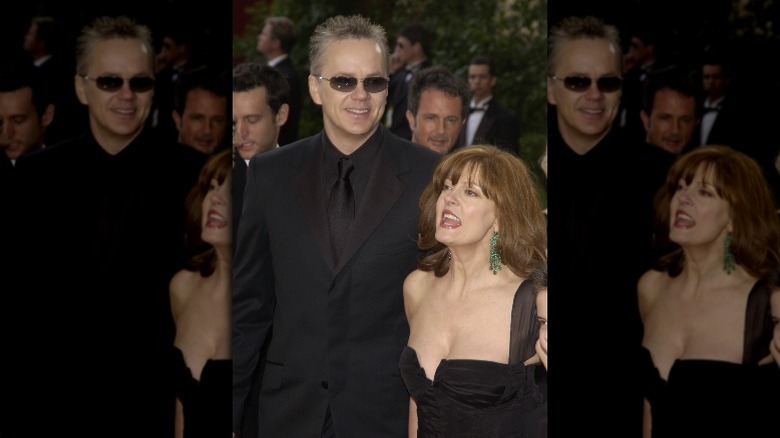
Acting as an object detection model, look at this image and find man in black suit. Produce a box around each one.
[257,16,301,146]
[546,15,673,437]
[232,14,440,437]
[22,15,86,144]
[231,62,289,248]
[385,22,434,140]
[459,55,520,153]
[6,16,204,436]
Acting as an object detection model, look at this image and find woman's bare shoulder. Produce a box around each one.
[169,269,200,318]
[403,270,435,315]
[638,269,669,318]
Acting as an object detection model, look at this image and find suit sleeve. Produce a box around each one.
[232,160,276,430]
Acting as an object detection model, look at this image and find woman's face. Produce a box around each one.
[434,166,497,250]
[537,290,548,346]
[668,166,731,249]
[201,175,231,247]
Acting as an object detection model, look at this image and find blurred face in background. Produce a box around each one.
[233,86,288,161]
[0,87,52,161]
[174,87,228,154]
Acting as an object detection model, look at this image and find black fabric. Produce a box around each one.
[400,281,546,437]
[546,111,674,437]
[640,279,780,438]
[4,129,204,435]
[327,157,355,263]
[232,125,441,436]
[172,347,232,438]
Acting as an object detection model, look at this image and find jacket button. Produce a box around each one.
[321,381,329,389]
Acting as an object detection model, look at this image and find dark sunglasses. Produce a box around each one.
[317,75,389,93]
[549,75,622,93]
[81,75,156,93]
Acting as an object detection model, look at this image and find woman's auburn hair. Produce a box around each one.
[654,145,780,279]
[417,145,547,277]
[183,149,232,277]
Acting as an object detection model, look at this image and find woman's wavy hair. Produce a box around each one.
[654,145,780,279]
[417,145,547,277]
[184,149,231,276]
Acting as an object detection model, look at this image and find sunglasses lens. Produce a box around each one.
[129,77,155,92]
[597,77,622,92]
[95,76,124,92]
[364,77,389,93]
[563,76,591,92]
[329,76,358,92]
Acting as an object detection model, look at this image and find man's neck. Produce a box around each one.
[558,119,610,155]
[324,124,379,156]
[91,122,143,155]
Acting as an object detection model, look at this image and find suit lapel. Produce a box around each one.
[334,146,406,273]
[475,104,498,140]
[291,135,335,271]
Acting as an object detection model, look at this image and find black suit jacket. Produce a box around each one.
[386,60,432,141]
[232,125,439,436]
[5,129,204,435]
[272,57,302,146]
[458,98,520,153]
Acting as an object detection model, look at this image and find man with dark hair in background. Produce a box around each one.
[172,65,229,154]
[385,22,434,140]
[640,69,699,155]
[406,65,469,154]
[459,55,520,153]
[257,16,301,146]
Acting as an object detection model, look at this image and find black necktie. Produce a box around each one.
[328,157,355,263]
[469,106,486,114]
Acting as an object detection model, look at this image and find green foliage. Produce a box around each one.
[233,0,548,205]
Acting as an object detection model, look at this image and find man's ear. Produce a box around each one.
[172,110,182,130]
[275,103,290,127]
[41,104,55,127]
[308,75,322,105]
[546,77,556,105]
[75,75,88,105]
[640,110,650,131]
[405,109,417,131]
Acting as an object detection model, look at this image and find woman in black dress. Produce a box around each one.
[400,145,547,437]
[169,149,232,437]
[639,146,780,437]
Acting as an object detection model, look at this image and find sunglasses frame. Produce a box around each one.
[548,75,623,93]
[316,75,390,93]
[81,75,156,93]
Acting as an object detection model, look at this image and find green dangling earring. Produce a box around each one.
[723,231,736,274]
[489,231,502,275]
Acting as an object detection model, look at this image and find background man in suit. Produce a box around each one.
[231,62,289,245]
[22,15,86,144]
[460,55,520,153]
[232,14,439,437]
[257,16,301,146]
[172,65,229,155]
[385,22,434,140]
[640,70,699,155]
[0,62,53,167]
[405,65,469,154]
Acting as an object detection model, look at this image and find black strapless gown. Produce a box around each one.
[640,279,780,438]
[172,346,232,438]
[399,281,547,437]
